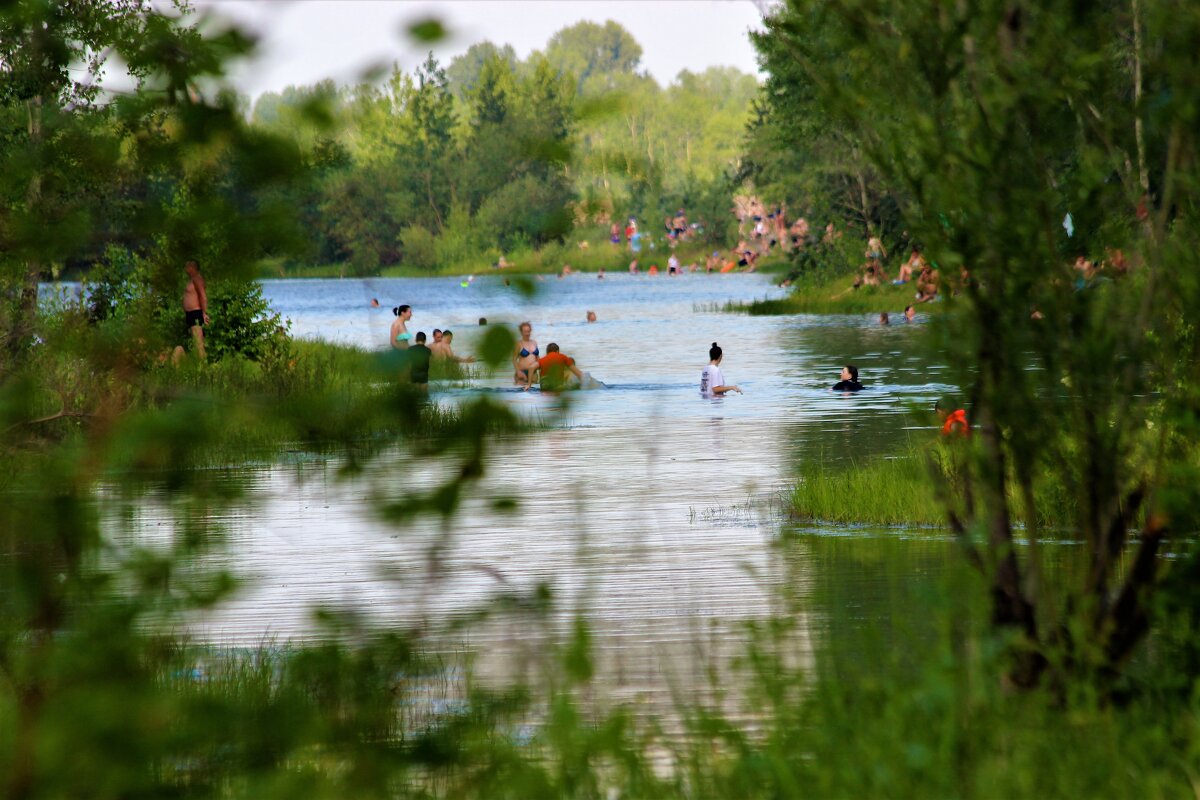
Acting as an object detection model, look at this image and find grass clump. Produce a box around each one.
[789,443,1081,530]
[737,275,928,315]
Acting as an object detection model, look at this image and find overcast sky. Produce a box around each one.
[192,1,767,99]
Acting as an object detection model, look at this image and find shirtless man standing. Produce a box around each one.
[183,259,210,360]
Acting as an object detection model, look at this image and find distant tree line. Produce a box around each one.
[246,21,759,274]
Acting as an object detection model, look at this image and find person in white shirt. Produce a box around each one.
[700,342,743,397]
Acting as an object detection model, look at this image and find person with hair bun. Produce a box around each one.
[700,341,742,398]
[390,304,413,350]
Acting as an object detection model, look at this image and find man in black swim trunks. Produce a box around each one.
[182,259,210,360]
[831,364,865,391]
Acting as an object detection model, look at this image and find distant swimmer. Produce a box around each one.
[700,342,743,397]
[831,364,864,391]
[370,298,380,308]
[390,304,413,350]
[586,310,597,323]
[513,321,539,385]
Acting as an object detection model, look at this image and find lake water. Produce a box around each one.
[116,272,959,706]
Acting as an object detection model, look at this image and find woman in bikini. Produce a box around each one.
[513,321,540,385]
[390,304,413,350]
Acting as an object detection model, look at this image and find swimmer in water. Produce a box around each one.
[700,342,742,397]
[530,342,585,391]
[390,304,413,350]
[586,310,597,323]
[370,298,380,308]
[431,330,475,363]
[513,321,540,385]
[831,364,864,391]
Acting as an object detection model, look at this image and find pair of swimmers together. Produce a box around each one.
[514,321,584,391]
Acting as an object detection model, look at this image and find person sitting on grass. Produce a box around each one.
[936,399,970,437]
[831,364,864,392]
[915,263,940,302]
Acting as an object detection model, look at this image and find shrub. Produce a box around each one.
[205,280,289,362]
[399,224,437,271]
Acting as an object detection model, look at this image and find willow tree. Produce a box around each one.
[758,0,1200,690]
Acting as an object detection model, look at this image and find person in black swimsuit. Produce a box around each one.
[831,364,865,391]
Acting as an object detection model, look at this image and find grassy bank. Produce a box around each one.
[743,279,927,315]
[257,239,790,280]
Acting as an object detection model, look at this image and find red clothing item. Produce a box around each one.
[538,351,576,386]
[538,352,575,370]
[941,409,970,437]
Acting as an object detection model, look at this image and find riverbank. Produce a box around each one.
[728,273,936,315]
[256,240,791,280]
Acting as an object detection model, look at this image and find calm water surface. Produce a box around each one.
[118,273,958,702]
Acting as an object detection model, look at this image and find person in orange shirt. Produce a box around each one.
[528,343,584,391]
[936,400,970,437]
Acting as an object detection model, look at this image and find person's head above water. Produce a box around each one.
[415,331,427,343]
[394,304,411,318]
[879,312,890,325]
[709,342,723,363]
[586,310,597,323]
[546,342,560,353]
[841,364,859,382]
[478,317,487,325]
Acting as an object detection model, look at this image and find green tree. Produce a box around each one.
[757,0,1200,692]
[545,20,643,92]
[446,40,518,101]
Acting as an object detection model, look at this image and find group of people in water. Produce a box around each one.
[389,304,476,387]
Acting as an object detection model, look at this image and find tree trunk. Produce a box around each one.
[7,96,46,365]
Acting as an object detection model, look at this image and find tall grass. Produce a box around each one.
[125,560,1200,800]
[788,444,1081,529]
